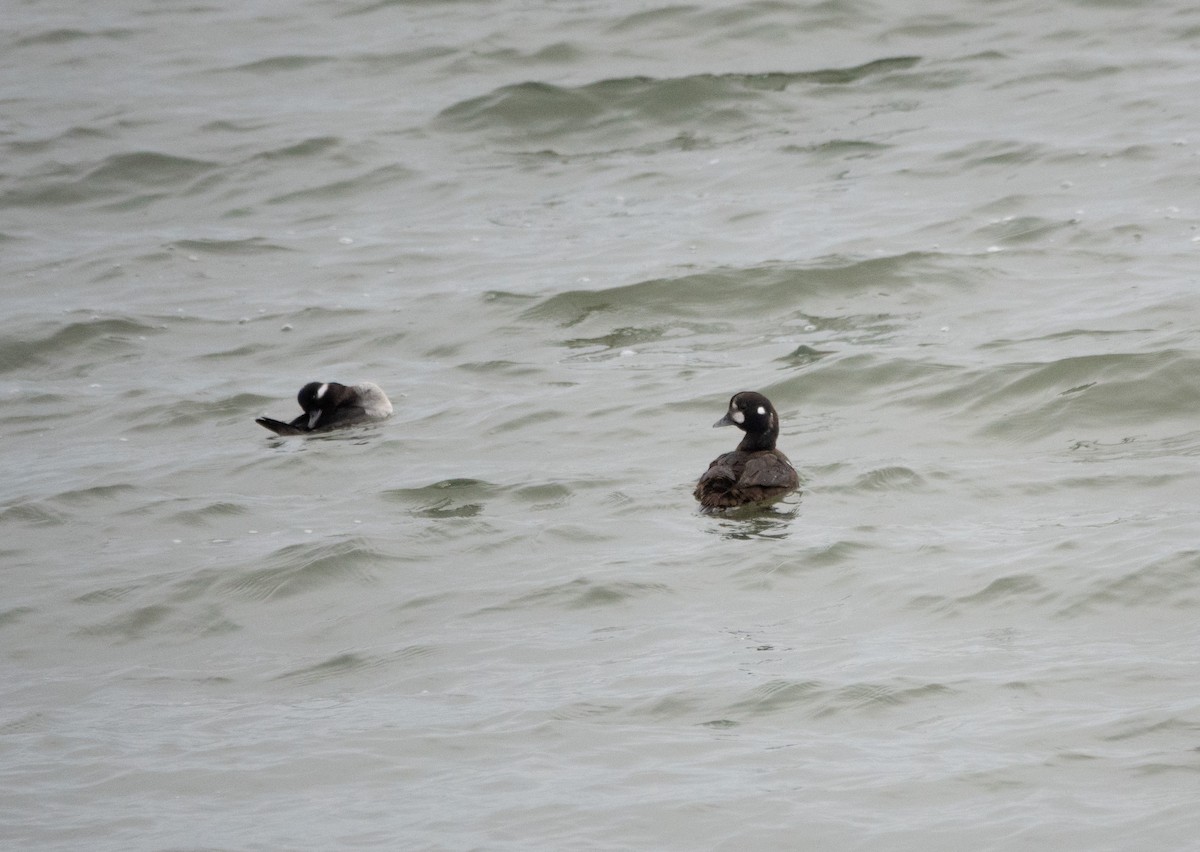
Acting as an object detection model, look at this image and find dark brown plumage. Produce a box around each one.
[694,391,799,510]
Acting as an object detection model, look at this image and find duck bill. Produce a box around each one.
[713,412,736,428]
[307,410,323,429]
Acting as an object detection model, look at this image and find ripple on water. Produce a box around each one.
[381,478,499,519]
[926,350,1200,440]
[724,678,955,722]
[434,58,921,145]
[517,255,939,331]
[703,503,802,540]
[73,590,240,643]
[909,573,1052,616]
[0,316,163,375]
[266,163,414,205]
[226,55,337,74]
[380,478,580,517]
[475,577,673,614]
[846,466,928,492]
[0,502,68,527]
[0,607,36,631]
[510,482,574,510]
[51,483,139,507]
[1059,550,1200,617]
[220,537,381,601]
[166,237,294,256]
[1,152,217,208]
[127,394,276,432]
[971,214,1078,246]
[275,645,437,685]
[13,27,140,48]
[166,501,251,527]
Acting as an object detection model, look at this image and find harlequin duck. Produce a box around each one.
[255,381,393,435]
[694,391,799,509]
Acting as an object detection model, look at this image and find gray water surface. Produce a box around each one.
[4,0,1200,848]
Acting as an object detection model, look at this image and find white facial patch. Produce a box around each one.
[316,383,329,399]
[731,409,745,424]
[757,406,766,415]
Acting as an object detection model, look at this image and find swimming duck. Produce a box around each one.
[255,381,392,435]
[694,391,799,509]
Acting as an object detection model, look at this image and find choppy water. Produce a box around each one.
[4,0,1200,848]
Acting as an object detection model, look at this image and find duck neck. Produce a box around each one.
[737,431,777,452]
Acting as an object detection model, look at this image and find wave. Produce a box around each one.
[1,152,217,209]
[521,253,936,327]
[722,677,954,721]
[0,315,164,375]
[942,350,1200,440]
[1060,550,1200,617]
[436,57,920,143]
[274,645,437,684]
[13,27,138,47]
[221,537,382,601]
[476,576,673,613]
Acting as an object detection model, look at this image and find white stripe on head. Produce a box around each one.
[316,383,329,400]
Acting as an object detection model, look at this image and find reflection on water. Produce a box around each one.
[703,497,801,540]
